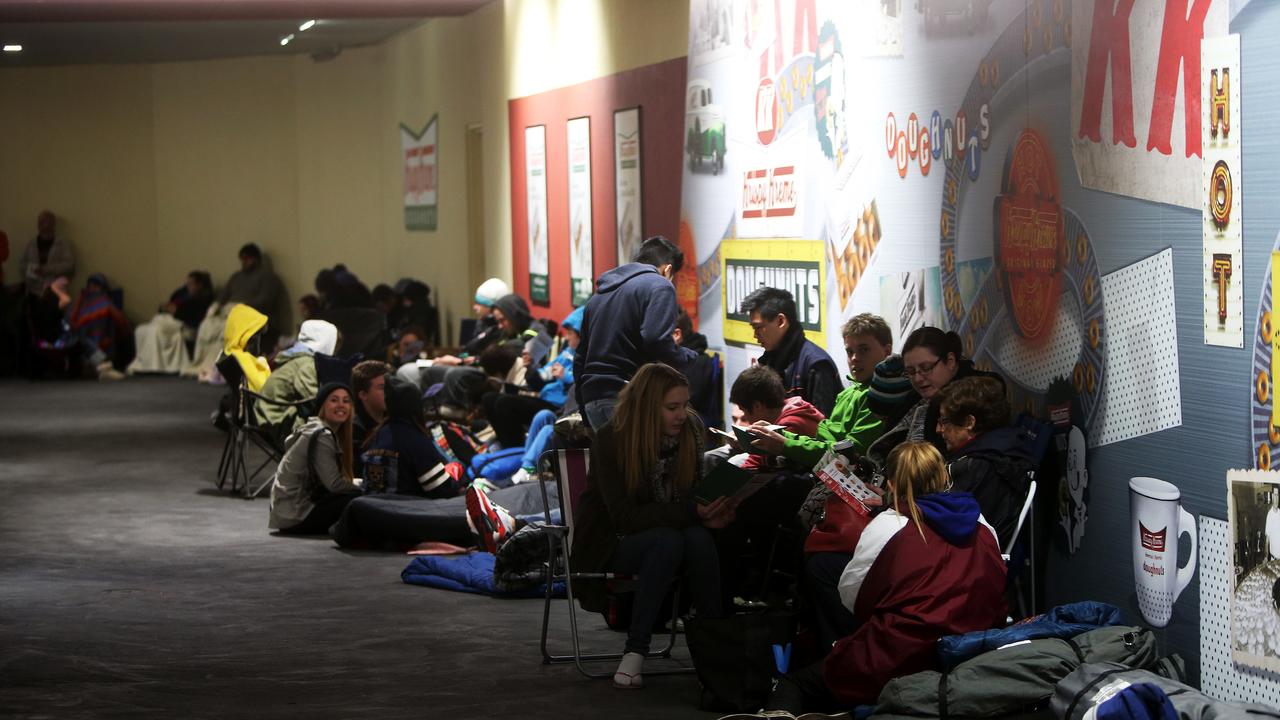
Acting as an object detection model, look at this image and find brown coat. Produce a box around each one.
[569,419,704,612]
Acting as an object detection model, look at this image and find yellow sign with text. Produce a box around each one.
[721,239,827,348]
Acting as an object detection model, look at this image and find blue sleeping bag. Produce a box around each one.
[401,552,564,598]
[937,601,1125,670]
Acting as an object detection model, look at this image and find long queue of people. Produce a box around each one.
[230,233,1042,718]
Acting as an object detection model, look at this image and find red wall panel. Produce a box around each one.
[508,56,687,325]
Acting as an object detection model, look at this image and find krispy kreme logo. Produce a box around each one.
[994,129,1065,342]
[742,166,798,219]
[1140,522,1166,553]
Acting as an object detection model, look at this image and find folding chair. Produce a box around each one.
[1002,475,1038,620]
[214,354,311,498]
[535,448,694,679]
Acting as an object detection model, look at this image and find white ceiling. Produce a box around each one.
[0,1,496,67]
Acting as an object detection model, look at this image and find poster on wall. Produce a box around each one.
[525,125,550,304]
[614,108,644,270]
[1070,0,1229,209]
[1202,34,1243,348]
[1226,469,1280,672]
[879,267,941,346]
[721,239,826,348]
[401,115,438,231]
[566,117,594,306]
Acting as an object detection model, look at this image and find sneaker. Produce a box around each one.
[465,485,517,553]
[510,467,533,485]
[96,362,125,381]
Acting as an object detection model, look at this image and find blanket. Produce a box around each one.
[401,552,564,598]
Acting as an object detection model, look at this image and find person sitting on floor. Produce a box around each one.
[361,374,465,499]
[67,273,130,380]
[350,360,391,464]
[268,382,362,535]
[570,362,736,689]
[935,376,1035,549]
[740,286,842,417]
[253,319,340,440]
[753,441,1007,716]
[725,365,823,472]
[128,271,214,375]
[674,307,722,429]
[483,305,583,451]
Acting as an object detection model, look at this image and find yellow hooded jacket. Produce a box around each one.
[223,304,271,391]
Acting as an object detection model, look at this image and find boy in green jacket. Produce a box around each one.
[749,314,892,467]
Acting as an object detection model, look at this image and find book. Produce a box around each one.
[694,458,770,505]
[709,424,785,451]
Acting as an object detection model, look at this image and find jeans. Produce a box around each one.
[520,410,558,470]
[804,552,859,654]
[582,397,617,431]
[608,525,722,654]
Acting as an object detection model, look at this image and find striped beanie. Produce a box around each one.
[867,354,919,419]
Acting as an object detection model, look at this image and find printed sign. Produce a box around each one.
[614,107,644,268]
[721,239,825,347]
[401,116,438,231]
[1202,34,1243,348]
[566,117,594,306]
[738,165,802,237]
[1070,0,1229,209]
[525,125,550,303]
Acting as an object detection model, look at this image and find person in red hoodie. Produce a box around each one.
[744,441,1007,717]
[713,366,824,602]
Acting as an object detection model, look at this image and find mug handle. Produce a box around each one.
[1174,506,1198,602]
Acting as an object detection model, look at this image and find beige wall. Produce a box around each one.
[0,0,687,337]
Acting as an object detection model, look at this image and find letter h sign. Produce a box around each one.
[1210,67,1229,139]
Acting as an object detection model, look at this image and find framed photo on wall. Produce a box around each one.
[1226,469,1280,673]
[525,125,550,303]
[566,116,594,306]
[613,107,644,269]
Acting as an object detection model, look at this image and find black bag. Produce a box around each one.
[685,611,797,712]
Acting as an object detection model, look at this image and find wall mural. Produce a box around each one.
[678,0,1279,669]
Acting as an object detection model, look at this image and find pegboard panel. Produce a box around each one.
[991,291,1084,391]
[1088,249,1183,447]
[1199,516,1280,706]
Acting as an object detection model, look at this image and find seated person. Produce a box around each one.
[935,376,1035,549]
[763,442,1007,714]
[426,278,509,368]
[129,271,214,375]
[725,365,822,472]
[253,320,340,439]
[744,313,895,467]
[673,307,722,428]
[350,360,391,463]
[394,325,427,366]
[267,383,361,534]
[186,244,281,379]
[483,305,583,450]
[361,374,465,499]
[389,279,438,345]
[570,363,735,689]
[66,273,130,380]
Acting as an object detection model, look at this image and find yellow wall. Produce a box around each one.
[0,0,687,337]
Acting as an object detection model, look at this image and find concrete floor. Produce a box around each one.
[0,377,713,719]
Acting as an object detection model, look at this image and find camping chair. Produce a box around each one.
[1003,475,1038,620]
[535,448,694,679]
[214,354,311,498]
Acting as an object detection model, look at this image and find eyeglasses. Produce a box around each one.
[903,359,940,378]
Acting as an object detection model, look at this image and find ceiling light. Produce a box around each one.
[280,34,294,46]
[299,20,316,32]
[3,45,22,53]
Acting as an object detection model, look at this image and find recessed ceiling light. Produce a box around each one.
[299,20,316,32]
[3,45,22,52]
[280,34,294,46]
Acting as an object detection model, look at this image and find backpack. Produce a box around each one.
[684,611,798,712]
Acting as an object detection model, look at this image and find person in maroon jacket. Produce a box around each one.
[749,441,1007,717]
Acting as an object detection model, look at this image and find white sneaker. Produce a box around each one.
[510,467,532,485]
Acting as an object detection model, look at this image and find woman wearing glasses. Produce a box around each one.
[866,327,1003,467]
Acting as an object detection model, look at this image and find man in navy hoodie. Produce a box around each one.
[573,236,697,429]
[741,286,841,416]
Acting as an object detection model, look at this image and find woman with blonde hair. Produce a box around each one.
[742,442,1007,717]
[570,362,736,689]
[268,382,361,534]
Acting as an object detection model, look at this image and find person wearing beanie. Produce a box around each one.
[360,374,465,499]
[430,278,513,365]
[253,319,341,441]
[473,277,510,309]
[747,314,896,469]
[268,382,361,534]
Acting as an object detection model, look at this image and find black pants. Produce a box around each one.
[715,473,815,600]
[482,392,557,449]
[804,552,859,654]
[608,525,722,654]
[279,492,360,536]
[765,662,838,714]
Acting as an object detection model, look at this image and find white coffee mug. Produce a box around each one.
[1129,477,1197,627]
